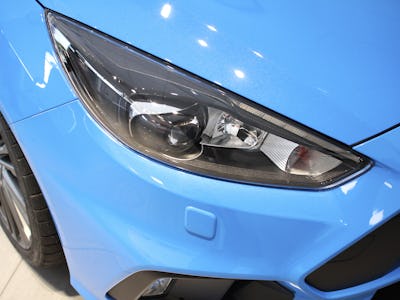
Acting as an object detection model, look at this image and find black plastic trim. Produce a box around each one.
[35,0,45,9]
[108,271,294,300]
[222,281,293,300]
[306,213,400,291]
[351,122,400,147]
[372,281,400,299]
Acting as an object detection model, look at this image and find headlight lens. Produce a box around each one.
[47,11,371,189]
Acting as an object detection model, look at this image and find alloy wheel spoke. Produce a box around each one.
[0,161,14,233]
[0,143,8,155]
[1,167,31,248]
[0,159,16,177]
[2,201,19,239]
[0,141,16,176]
[0,197,12,232]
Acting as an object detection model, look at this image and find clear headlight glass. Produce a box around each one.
[46,11,371,189]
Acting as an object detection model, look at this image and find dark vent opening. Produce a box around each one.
[306,214,400,291]
[372,281,400,299]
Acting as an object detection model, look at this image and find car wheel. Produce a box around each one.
[0,114,64,266]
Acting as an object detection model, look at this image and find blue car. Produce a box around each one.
[0,0,399,299]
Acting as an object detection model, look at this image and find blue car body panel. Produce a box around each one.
[13,96,400,299]
[0,0,74,123]
[11,97,400,300]
[0,0,399,300]
[38,0,400,145]
[356,126,400,172]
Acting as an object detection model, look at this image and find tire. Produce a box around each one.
[0,113,64,267]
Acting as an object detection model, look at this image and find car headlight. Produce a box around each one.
[46,11,371,189]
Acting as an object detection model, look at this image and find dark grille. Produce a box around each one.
[108,270,294,300]
[306,213,400,291]
[222,281,293,300]
[372,281,400,299]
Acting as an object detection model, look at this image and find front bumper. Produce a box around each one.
[1,1,399,299]
[11,99,400,300]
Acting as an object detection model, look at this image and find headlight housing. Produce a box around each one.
[47,11,371,189]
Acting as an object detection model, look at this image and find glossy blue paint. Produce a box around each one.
[355,126,400,172]
[0,0,75,123]
[38,0,400,145]
[11,98,400,300]
[0,1,399,300]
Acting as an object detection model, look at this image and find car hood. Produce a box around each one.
[38,0,400,145]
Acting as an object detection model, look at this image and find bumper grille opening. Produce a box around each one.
[222,281,293,300]
[372,281,400,299]
[306,213,400,291]
[108,271,293,300]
